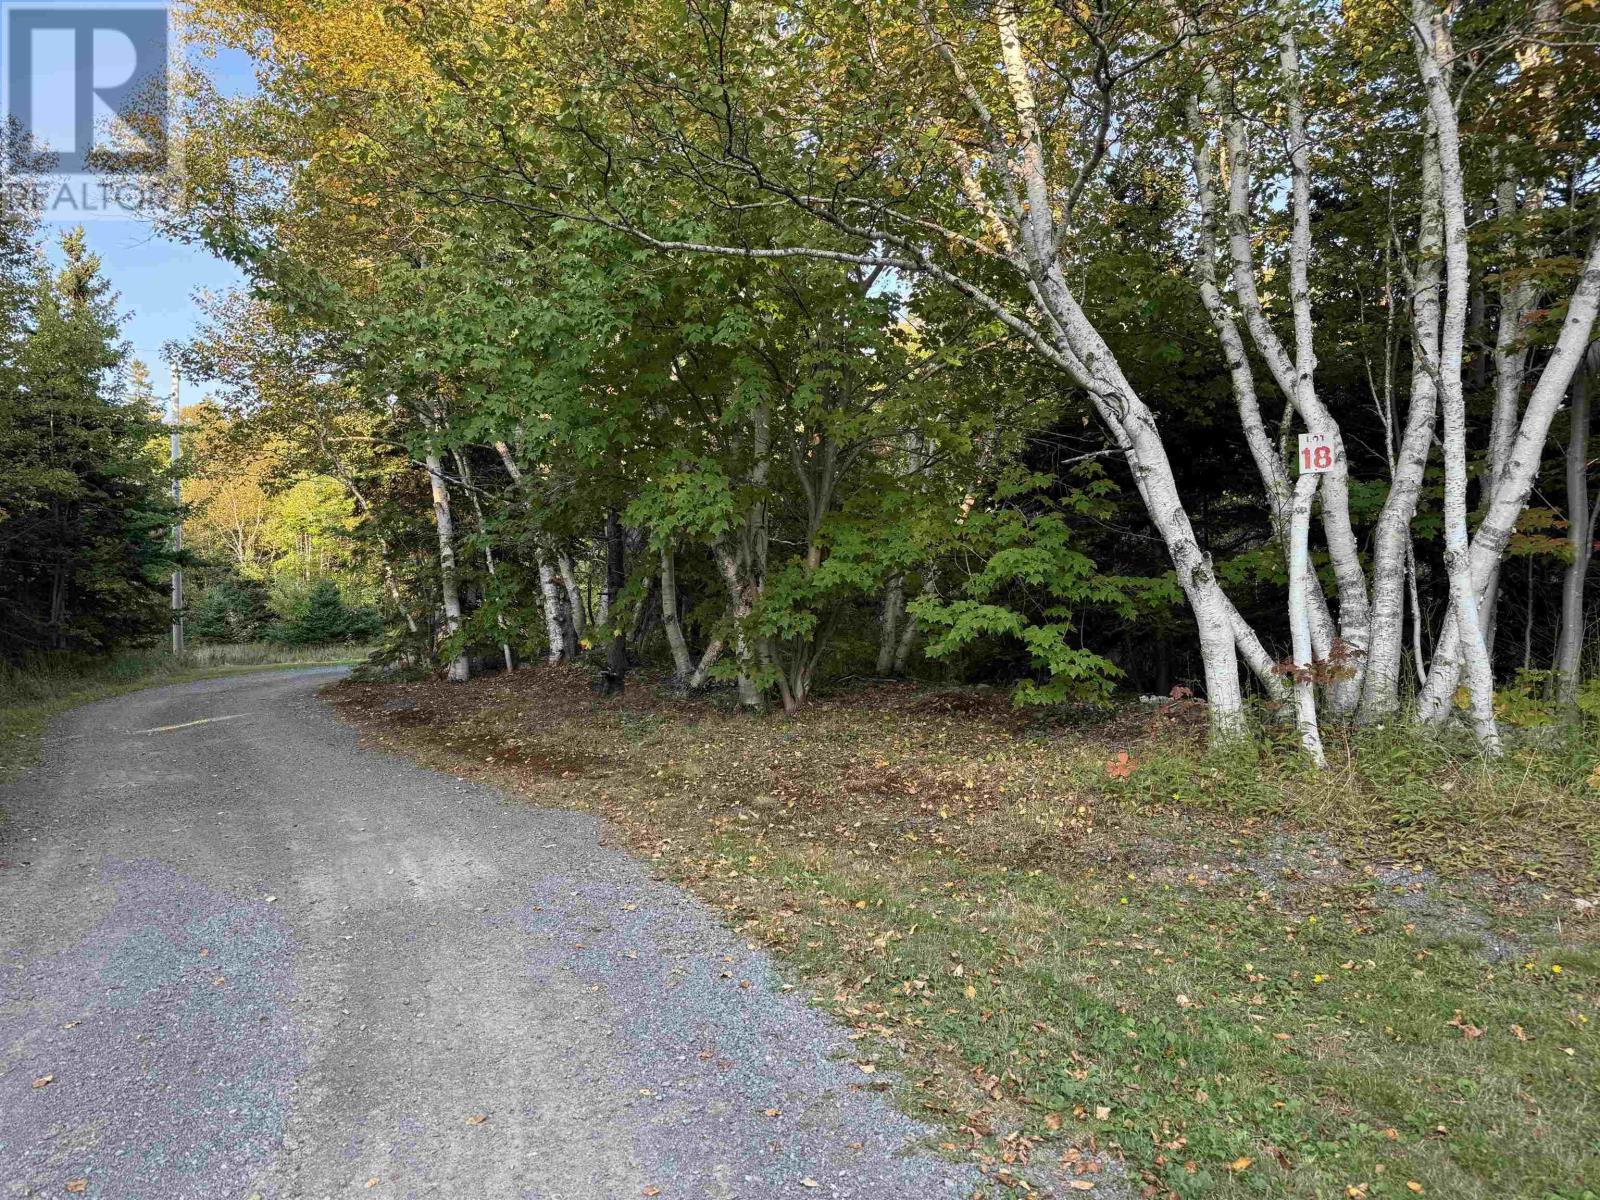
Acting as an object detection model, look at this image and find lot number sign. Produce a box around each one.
[1298,432,1334,474]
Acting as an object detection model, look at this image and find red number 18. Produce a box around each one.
[1302,444,1333,470]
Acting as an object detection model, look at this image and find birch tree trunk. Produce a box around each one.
[1361,110,1443,719]
[1184,85,1336,679]
[537,559,567,664]
[1288,471,1327,766]
[713,545,761,709]
[493,438,570,663]
[1410,97,1600,719]
[377,541,419,637]
[660,545,694,682]
[688,635,725,689]
[558,553,587,643]
[1556,362,1594,708]
[1480,176,1544,651]
[1221,53,1370,713]
[1412,1,1499,752]
[424,446,470,683]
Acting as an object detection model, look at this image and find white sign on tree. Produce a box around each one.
[1298,432,1334,475]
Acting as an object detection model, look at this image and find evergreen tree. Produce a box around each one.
[0,228,178,661]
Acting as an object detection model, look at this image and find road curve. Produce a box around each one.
[0,669,977,1200]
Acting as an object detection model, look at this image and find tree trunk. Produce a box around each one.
[1184,85,1338,682]
[1413,187,1600,715]
[1362,108,1443,720]
[425,447,470,683]
[660,545,694,682]
[1221,50,1370,713]
[493,439,571,663]
[1288,471,1327,766]
[1556,362,1594,707]
[537,557,567,664]
[876,576,904,675]
[454,449,513,673]
[713,545,761,709]
[377,540,419,636]
[1413,1,1499,752]
[893,576,935,676]
[558,552,586,644]
[602,508,628,691]
[688,634,725,689]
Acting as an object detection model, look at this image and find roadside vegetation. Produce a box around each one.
[331,668,1599,1200]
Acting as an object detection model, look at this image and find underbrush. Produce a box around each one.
[327,668,1599,1199]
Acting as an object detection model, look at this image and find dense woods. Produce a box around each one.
[0,210,178,663]
[27,0,1600,755]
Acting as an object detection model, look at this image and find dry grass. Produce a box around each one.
[328,666,1600,1200]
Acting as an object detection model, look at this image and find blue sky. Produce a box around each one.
[34,39,259,396]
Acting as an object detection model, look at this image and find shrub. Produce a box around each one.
[189,575,273,643]
[266,579,382,645]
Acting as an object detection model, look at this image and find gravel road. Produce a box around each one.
[1,669,980,1200]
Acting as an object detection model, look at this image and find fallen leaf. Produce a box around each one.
[801,1181,820,1190]
[1406,1184,1424,1195]
[365,1179,379,1189]
[1230,1156,1253,1172]
[764,1108,781,1117]
[642,1188,660,1197]
[1068,1182,1095,1192]
[65,1181,87,1195]
[1104,752,1139,780]
[856,1062,876,1074]
[1044,1113,1063,1131]
[464,1114,488,1126]
[1094,1105,1111,1121]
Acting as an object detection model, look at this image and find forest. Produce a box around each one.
[0,208,178,663]
[10,0,1600,757]
[168,0,1600,762]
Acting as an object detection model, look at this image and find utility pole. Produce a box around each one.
[169,366,184,655]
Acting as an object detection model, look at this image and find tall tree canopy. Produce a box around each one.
[167,0,1600,752]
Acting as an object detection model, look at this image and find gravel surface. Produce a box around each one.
[1,669,981,1199]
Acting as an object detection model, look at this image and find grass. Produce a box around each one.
[1,642,370,782]
[329,669,1597,1199]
